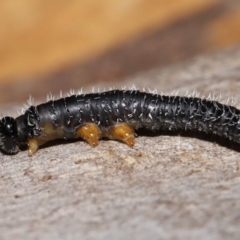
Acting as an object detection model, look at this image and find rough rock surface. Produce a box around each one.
[1,46,240,240]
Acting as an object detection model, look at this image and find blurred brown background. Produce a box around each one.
[0,0,240,104]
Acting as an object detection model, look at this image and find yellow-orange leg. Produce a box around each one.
[107,123,135,147]
[27,138,46,156]
[76,123,101,147]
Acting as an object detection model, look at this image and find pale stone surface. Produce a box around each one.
[1,46,240,240]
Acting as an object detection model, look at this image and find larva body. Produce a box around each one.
[0,90,240,156]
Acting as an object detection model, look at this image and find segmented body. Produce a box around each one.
[0,90,240,156]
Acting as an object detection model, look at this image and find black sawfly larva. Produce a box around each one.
[0,89,240,156]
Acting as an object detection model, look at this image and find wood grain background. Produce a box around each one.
[0,0,240,104]
[1,45,240,240]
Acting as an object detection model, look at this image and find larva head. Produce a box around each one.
[0,116,19,154]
